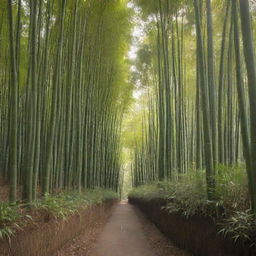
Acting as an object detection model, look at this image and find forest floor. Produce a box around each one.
[0,176,22,201]
[57,201,190,256]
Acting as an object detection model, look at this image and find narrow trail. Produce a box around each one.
[57,201,190,256]
[95,201,155,256]
[93,201,189,256]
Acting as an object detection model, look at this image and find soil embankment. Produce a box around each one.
[0,200,116,256]
[129,197,256,256]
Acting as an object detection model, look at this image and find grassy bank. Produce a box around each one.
[129,165,255,245]
[0,188,119,240]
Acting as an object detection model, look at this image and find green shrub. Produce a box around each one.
[215,164,249,213]
[0,202,21,239]
[129,165,255,244]
[32,188,119,219]
[129,182,172,200]
[165,171,212,218]
[129,165,249,217]
[219,210,256,246]
[0,188,118,240]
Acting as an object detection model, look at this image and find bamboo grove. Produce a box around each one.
[0,0,132,203]
[131,0,256,213]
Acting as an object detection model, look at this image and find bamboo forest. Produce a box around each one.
[1,0,256,255]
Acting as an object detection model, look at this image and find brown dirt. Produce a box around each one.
[90,201,189,256]
[129,197,256,256]
[0,176,11,201]
[0,201,116,256]
[1,199,190,256]
[55,201,189,256]
[55,205,112,256]
[0,175,23,202]
[133,205,190,256]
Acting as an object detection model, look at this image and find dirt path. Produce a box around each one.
[94,201,155,256]
[57,201,190,256]
[93,201,189,256]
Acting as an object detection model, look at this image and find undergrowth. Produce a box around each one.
[219,210,256,246]
[129,164,254,245]
[128,182,172,201]
[0,202,21,239]
[0,188,118,240]
[32,188,118,219]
